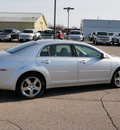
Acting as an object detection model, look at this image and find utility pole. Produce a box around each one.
[54,0,56,39]
[63,7,74,34]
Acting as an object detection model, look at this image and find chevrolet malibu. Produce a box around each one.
[0,40,120,99]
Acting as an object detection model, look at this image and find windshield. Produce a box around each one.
[43,30,54,34]
[23,30,33,33]
[97,32,108,36]
[6,41,36,54]
[3,29,13,33]
[69,31,81,35]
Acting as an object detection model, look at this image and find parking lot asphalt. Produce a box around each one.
[0,40,120,130]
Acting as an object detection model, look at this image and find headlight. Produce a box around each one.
[8,34,11,38]
[29,35,33,38]
[109,37,112,41]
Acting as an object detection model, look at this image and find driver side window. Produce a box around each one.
[75,45,102,58]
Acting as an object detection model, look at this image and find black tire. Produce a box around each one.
[19,39,23,43]
[111,68,120,88]
[16,73,45,99]
[9,38,12,42]
[94,40,98,45]
[112,39,114,45]
[107,43,111,46]
[117,40,120,46]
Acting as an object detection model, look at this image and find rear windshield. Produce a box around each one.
[23,30,34,33]
[43,30,54,34]
[6,42,36,54]
[3,29,13,33]
[69,31,81,35]
[97,32,108,36]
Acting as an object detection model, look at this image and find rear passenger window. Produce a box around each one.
[40,44,73,57]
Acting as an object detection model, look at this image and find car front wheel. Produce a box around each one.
[111,68,120,88]
[16,73,45,99]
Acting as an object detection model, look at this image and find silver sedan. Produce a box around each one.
[0,40,120,99]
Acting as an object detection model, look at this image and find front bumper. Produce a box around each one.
[96,39,111,44]
[68,37,82,42]
[0,35,11,41]
[19,37,33,42]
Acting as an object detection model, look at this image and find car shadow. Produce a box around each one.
[42,84,112,98]
[0,84,115,103]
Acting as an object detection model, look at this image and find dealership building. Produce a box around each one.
[81,19,120,38]
[0,12,47,31]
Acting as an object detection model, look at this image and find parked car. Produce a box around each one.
[93,31,111,45]
[56,31,64,39]
[0,40,120,99]
[68,30,84,42]
[41,30,54,39]
[88,32,95,41]
[0,28,21,41]
[19,29,40,42]
[111,32,120,46]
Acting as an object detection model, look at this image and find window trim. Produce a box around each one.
[39,44,76,57]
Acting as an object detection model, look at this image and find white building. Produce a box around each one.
[81,19,120,39]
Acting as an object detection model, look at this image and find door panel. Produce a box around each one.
[74,44,112,84]
[78,57,111,84]
[36,57,78,85]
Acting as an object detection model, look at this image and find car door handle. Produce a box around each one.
[79,60,87,64]
[42,60,51,64]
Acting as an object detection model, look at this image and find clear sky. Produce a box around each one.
[0,0,119,28]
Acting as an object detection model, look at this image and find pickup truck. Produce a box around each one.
[19,29,40,42]
[68,30,84,42]
[41,30,54,39]
[0,28,21,41]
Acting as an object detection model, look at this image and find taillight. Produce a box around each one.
[0,69,7,71]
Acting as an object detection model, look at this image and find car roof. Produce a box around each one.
[7,39,109,58]
[35,39,97,49]
[36,40,108,53]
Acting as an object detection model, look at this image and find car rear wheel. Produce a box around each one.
[111,68,120,88]
[9,38,12,42]
[16,73,45,99]
[112,39,114,45]
[94,40,98,45]
[117,40,120,46]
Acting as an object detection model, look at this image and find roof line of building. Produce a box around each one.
[0,12,43,15]
[82,19,120,22]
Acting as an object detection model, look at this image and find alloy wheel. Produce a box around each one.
[114,71,120,87]
[21,76,42,98]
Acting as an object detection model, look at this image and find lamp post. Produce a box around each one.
[54,0,56,39]
[63,7,74,35]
